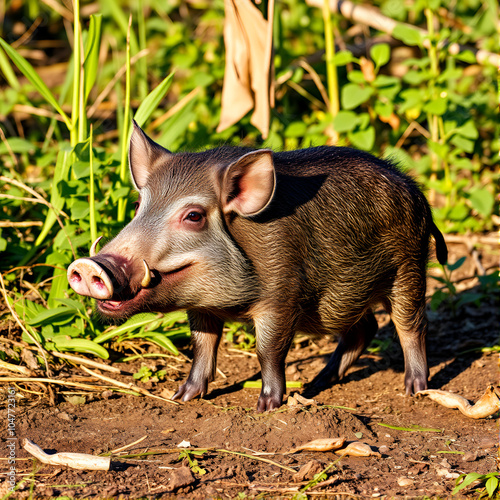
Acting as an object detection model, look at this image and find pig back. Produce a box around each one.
[228,146,433,309]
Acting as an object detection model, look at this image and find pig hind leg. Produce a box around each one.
[389,267,429,395]
[311,310,378,389]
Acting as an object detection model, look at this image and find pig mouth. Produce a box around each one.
[96,263,192,317]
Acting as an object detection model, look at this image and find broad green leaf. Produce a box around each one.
[52,336,109,359]
[333,50,354,66]
[83,14,103,101]
[455,120,479,139]
[341,83,373,110]
[134,72,174,128]
[447,256,466,272]
[452,473,485,495]
[370,43,390,67]
[54,298,87,314]
[392,24,423,46]
[333,110,357,133]
[0,37,71,128]
[0,137,36,155]
[94,313,160,343]
[348,126,375,151]
[423,97,447,116]
[285,121,307,138]
[468,187,494,217]
[47,268,69,309]
[141,332,179,355]
[27,307,77,327]
[485,475,498,498]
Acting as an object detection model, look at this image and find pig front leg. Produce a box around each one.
[254,313,296,412]
[172,311,223,402]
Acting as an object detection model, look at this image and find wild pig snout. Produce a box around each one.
[67,258,115,300]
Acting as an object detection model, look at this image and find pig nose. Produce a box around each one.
[67,258,114,300]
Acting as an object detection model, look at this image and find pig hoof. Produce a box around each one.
[256,394,283,412]
[172,381,206,402]
[405,376,427,396]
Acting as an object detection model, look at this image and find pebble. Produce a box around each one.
[462,451,478,462]
[379,445,389,454]
[398,477,413,487]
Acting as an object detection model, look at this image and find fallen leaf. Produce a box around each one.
[417,386,500,419]
[166,466,195,492]
[288,437,345,454]
[335,441,381,458]
[293,459,323,482]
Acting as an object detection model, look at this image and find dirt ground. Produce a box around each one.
[1,237,499,499]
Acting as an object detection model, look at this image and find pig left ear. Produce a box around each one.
[221,149,276,217]
[129,120,172,189]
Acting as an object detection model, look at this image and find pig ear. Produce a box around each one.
[129,120,172,189]
[221,149,276,216]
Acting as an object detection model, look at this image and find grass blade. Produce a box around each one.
[83,14,103,101]
[0,37,72,129]
[134,72,174,128]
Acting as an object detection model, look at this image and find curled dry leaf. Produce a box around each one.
[417,385,500,419]
[287,393,316,407]
[288,437,346,454]
[335,441,382,458]
[23,439,110,470]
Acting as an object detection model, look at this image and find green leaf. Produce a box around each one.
[341,83,373,110]
[0,37,71,128]
[332,50,354,66]
[348,126,375,151]
[27,307,77,327]
[468,187,494,217]
[35,146,72,246]
[333,110,358,132]
[423,97,447,116]
[52,336,109,359]
[141,332,179,355]
[83,14,103,101]
[370,43,390,67]
[94,313,160,343]
[452,472,485,495]
[454,121,478,139]
[447,256,466,272]
[134,72,174,128]
[392,24,423,46]
[0,138,36,155]
[485,475,498,498]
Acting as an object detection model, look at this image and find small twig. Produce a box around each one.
[0,220,43,228]
[110,435,148,454]
[51,352,121,373]
[79,366,179,405]
[215,449,297,473]
[0,360,32,376]
[0,377,108,391]
[0,274,51,376]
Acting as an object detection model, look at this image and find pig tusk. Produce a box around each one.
[89,236,103,258]
[141,260,151,288]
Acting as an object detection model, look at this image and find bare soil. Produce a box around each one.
[1,238,499,499]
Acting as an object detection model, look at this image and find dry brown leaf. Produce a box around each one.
[287,437,346,454]
[417,386,500,419]
[293,459,323,482]
[335,441,381,458]
[287,393,316,407]
[217,0,275,138]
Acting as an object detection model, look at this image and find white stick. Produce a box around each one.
[23,439,110,470]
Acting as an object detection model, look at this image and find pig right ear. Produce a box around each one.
[129,121,172,189]
[221,150,276,217]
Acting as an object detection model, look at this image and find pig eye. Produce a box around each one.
[133,201,140,215]
[186,211,203,222]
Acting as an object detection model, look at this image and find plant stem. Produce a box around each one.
[322,0,339,142]
[117,15,133,222]
[89,125,97,243]
[71,0,81,147]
